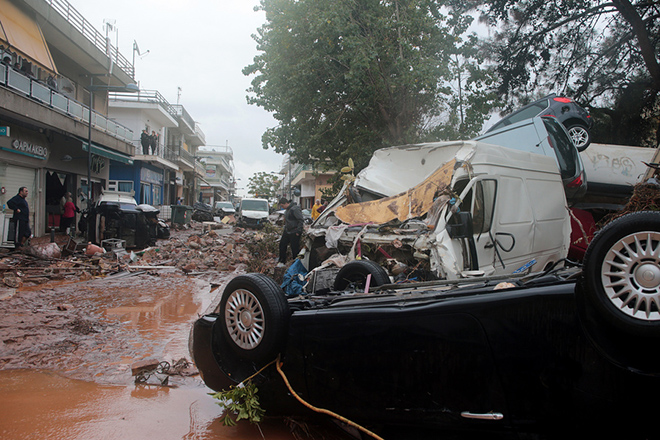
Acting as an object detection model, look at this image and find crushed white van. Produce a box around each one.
[301,141,570,287]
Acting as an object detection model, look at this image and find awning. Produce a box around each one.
[82,142,133,165]
[0,0,57,73]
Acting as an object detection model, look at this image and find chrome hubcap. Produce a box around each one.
[225,288,265,349]
[568,126,588,148]
[601,231,660,321]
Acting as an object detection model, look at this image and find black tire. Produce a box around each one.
[334,260,390,291]
[566,123,591,150]
[581,211,660,336]
[217,273,290,362]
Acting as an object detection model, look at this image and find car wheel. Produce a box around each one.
[334,260,390,291]
[217,273,290,362]
[581,211,660,336]
[566,123,591,149]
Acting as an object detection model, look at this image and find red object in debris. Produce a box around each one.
[568,208,597,261]
[85,243,104,256]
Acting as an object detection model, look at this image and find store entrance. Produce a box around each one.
[45,171,76,234]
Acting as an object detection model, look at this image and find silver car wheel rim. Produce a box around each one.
[601,231,660,321]
[225,288,265,349]
[568,126,588,148]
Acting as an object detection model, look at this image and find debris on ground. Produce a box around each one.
[0,220,288,288]
[599,182,660,226]
[134,358,198,386]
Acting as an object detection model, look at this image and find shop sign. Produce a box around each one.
[140,167,164,185]
[1,138,48,160]
[205,165,217,178]
[0,126,9,136]
[91,154,106,174]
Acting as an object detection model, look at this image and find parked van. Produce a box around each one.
[475,116,587,203]
[303,141,570,283]
[237,198,270,228]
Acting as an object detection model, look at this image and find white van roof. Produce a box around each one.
[355,140,560,198]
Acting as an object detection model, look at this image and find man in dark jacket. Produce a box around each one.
[277,197,304,267]
[140,129,150,154]
[7,186,31,248]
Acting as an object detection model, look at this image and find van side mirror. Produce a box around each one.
[447,211,474,239]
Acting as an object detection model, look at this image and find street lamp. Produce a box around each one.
[85,74,138,239]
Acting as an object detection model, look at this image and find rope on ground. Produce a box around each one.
[274,354,385,440]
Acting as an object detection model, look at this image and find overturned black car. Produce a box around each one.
[191,211,660,438]
[79,192,169,248]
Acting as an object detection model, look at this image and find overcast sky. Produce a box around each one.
[67,0,283,194]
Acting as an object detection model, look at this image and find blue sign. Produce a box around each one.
[0,126,9,136]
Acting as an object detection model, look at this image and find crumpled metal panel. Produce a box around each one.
[335,159,456,225]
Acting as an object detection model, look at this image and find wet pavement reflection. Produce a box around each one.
[0,369,296,440]
[0,271,300,439]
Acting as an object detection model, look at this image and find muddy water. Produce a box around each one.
[0,369,296,439]
[0,272,299,440]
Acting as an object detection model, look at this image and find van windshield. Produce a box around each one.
[242,200,268,211]
[543,118,577,179]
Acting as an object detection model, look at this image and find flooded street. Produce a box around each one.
[0,255,304,440]
[0,369,295,440]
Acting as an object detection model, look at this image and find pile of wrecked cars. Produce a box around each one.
[191,137,660,438]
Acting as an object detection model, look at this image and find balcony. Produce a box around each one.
[165,144,194,171]
[109,89,179,128]
[42,0,134,79]
[1,63,134,145]
[173,104,205,146]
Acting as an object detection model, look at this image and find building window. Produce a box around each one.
[140,183,150,204]
[108,180,134,193]
[152,185,161,205]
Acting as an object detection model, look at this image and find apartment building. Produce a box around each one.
[108,92,206,206]
[196,145,234,205]
[0,0,210,242]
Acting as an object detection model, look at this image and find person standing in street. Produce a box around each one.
[311,199,322,221]
[7,186,31,249]
[277,197,304,268]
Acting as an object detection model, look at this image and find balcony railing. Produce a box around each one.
[194,124,206,145]
[109,89,178,120]
[44,0,135,79]
[1,63,134,143]
[161,144,197,167]
[180,148,194,165]
[172,104,195,132]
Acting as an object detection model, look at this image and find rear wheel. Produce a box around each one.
[566,124,591,149]
[334,260,390,291]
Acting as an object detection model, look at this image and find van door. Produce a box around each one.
[449,177,521,276]
[445,173,567,277]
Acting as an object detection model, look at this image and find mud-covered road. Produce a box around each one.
[0,225,349,440]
